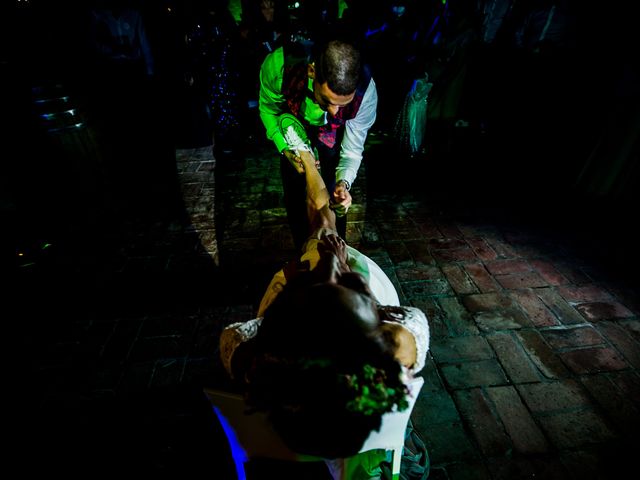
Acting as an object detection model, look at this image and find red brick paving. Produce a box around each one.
[21,138,639,479]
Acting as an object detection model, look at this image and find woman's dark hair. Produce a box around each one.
[245,272,408,458]
[314,40,361,95]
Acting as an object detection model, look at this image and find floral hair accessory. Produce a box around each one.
[343,364,408,416]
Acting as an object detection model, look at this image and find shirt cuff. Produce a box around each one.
[336,179,351,191]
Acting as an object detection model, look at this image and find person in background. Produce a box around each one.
[87,0,165,217]
[236,0,291,140]
[182,0,244,161]
[89,0,155,78]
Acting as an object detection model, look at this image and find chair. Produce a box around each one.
[203,376,424,480]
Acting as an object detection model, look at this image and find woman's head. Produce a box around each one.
[247,357,406,458]
[255,264,381,361]
[246,272,409,458]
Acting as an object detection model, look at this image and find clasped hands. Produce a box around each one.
[283,149,352,215]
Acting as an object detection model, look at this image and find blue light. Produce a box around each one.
[213,406,248,480]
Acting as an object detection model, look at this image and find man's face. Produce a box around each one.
[312,80,355,117]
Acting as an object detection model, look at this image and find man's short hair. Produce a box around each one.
[314,40,361,95]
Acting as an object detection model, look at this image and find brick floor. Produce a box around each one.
[11,127,640,479]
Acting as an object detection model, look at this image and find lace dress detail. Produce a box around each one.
[220,305,430,378]
[379,306,430,374]
[219,318,262,377]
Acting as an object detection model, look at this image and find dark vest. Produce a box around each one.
[281,44,371,149]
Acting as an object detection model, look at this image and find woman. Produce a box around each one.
[219,116,430,478]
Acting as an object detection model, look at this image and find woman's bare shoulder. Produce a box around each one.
[379,322,417,370]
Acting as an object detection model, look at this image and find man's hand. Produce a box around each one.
[331,180,352,216]
[282,149,304,174]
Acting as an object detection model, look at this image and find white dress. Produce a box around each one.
[218,231,431,480]
[220,229,430,378]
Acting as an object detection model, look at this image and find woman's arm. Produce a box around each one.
[378,306,430,373]
[299,150,338,232]
[220,318,263,380]
[379,322,418,370]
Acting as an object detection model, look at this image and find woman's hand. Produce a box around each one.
[318,234,350,272]
[377,305,408,321]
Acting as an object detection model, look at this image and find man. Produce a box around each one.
[259,38,377,249]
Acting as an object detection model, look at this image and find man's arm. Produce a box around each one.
[336,77,378,188]
[332,77,378,212]
[258,47,289,153]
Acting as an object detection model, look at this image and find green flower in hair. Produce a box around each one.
[344,364,409,416]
